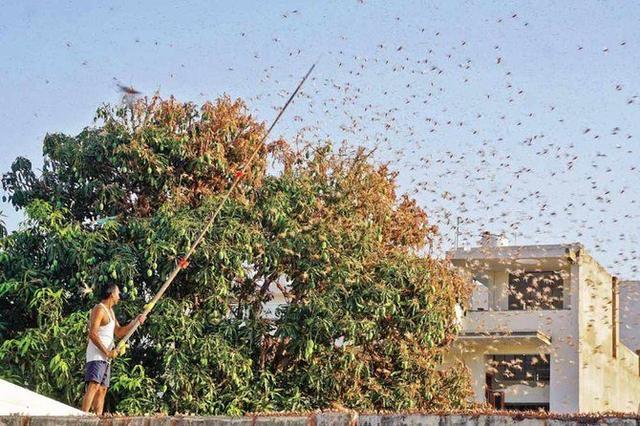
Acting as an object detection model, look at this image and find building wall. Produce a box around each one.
[577,256,640,413]
[3,413,639,425]
[620,280,640,352]
[449,346,485,405]
[548,261,581,413]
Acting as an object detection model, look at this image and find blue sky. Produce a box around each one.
[1,1,639,277]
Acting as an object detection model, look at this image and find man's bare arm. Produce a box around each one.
[114,314,146,339]
[114,317,126,340]
[88,307,111,356]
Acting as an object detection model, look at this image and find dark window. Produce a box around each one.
[489,354,550,386]
[509,271,564,310]
[504,403,549,412]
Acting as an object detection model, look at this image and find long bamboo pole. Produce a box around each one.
[116,62,317,352]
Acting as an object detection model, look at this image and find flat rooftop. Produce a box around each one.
[448,243,584,261]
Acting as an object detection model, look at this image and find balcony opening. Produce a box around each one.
[508,271,564,310]
[503,403,550,411]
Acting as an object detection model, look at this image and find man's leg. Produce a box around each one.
[81,382,100,412]
[93,360,111,415]
[92,385,108,415]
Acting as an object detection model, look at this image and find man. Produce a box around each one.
[81,283,146,415]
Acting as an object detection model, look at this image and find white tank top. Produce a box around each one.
[86,303,115,362]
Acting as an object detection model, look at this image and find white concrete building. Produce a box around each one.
[446,240,640,413]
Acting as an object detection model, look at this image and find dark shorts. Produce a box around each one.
[85,360,111,388]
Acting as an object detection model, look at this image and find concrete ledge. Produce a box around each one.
[1,413,638,426]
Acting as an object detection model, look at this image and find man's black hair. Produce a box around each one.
[99,282,119,300]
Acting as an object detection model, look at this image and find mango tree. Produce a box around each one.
[0,96,471,414]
